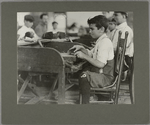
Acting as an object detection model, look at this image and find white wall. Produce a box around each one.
[66,12,103,28]
[17,12,30,26]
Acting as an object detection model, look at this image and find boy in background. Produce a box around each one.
[52,21,58,34]
[17,15,39,44]
[35,13,48,38]
[107,18,117,41]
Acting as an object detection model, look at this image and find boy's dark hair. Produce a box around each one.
[40,13,48,19]
[87,15,108,32]
[24,15,34,22]
[114,11,128,18]
[24,32,33,38]
[52,21,58,25]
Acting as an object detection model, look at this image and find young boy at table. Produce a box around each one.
[71,15,114,104]
[17,15,39,45]
[113,11,133,81]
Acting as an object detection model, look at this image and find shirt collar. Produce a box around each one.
[96,33,108,44]
[116,22,127,30]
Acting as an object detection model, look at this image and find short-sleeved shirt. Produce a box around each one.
[87,33,114,64]
[17,25,38,41]
[83,34,114,88]
[111,22,134,57]
[34,22,47,38]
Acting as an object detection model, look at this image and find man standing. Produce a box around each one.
[34,13,48,38]
[113,11,134,81]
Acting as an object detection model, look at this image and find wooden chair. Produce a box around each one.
[79,31,129,104]
[17,46,66,104]
[129,57,134,104]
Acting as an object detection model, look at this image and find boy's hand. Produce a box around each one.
[91,41,96,47]
[74,51,86,59]
[69,45,85,53]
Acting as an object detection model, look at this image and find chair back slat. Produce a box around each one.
[114,31,129,104]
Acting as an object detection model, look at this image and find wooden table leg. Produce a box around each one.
[47,74,58,98]
[58,69,65,104]
[18,75,39,97]
[17,75,31,103]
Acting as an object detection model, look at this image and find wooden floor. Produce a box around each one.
[18,78,132,105]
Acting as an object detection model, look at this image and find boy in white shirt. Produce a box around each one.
[107,18,117,41]
[71,15,114,104]
[17,15,39,45]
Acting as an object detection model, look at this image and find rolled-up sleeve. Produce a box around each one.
[86,48,93,57]
[97,43,109,64]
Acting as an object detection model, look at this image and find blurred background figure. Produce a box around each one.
[51,21,59,39]
[78,26,87,37]
[67,22,79,36]
[51,21,58,34]
[102,11,114,19]
[107,17,117,41]
[76,26,93,47]
[17,15,39,44]
[42,21,66,39]
[34,13,48,38]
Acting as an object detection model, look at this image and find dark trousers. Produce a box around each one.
[79,73,90,104]
[125,55,133,69]
[79,63,100,104]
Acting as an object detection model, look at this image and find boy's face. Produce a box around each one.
[25,20,33,28]
[42,15,48,24]
[53,23,58,30]
[113,13,125,25]
[89,24,103,39]
[108,22,116,31]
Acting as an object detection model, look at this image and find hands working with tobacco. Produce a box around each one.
[66,45,89,72]
[68,45,89,59]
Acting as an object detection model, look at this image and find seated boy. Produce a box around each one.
[17,15,39,45]
[70,15,114,104]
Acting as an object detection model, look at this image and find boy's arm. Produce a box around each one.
[74,40,113,69]
[17,40,34,46]
[70,45,93,57]
[24,37,35,42]
[34,26,43,38]
[74,51,105,68]
[84,54,105,68]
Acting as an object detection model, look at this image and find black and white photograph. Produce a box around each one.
[17,11,134,105]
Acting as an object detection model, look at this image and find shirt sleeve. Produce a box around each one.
[96,40,110,64]
[17,28,25,40]
[87,48,93,57]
